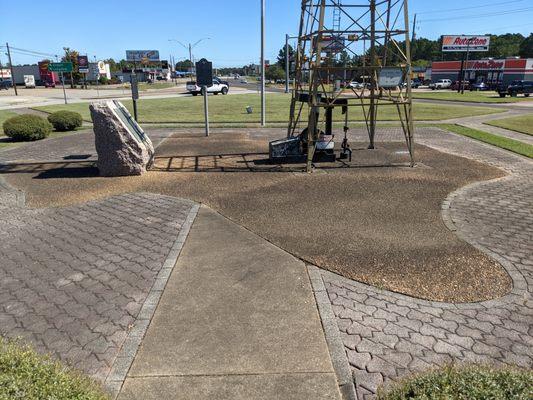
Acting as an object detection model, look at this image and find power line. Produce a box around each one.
[416,0,525,15]
[420,6,533,22]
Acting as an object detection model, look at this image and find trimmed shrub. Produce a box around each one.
[378,364,533,400]
[0,337,109,400]
[47,110,83,131]
[2,114,52,141]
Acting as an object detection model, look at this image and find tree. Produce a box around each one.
[519,34,533,58]
[276,44,295,71]
[175,59,193,73]
[487,33,524,58]
[265,65,285,81]
[61,47,81,87]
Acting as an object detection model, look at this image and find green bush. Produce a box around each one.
[47,110,83,131]
[378,364,533,400]
[2,114,52,141]
[0,337,109,400]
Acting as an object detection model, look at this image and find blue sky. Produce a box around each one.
[1,0,532,67]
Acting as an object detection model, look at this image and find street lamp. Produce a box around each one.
[261,0,265,126]
[168,38,210,79]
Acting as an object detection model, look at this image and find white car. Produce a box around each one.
[186,78,229,96]
[429,79,452,90]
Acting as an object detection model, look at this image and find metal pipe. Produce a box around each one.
[285,34,290,93]
[261,0,266,126]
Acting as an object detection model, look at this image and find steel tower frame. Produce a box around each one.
[288,0,415,172]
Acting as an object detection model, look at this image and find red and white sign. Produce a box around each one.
[442,35,490,52]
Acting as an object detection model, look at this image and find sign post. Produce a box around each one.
[131,74,139,121]
[78,55,89,89]
[48,62,73,104]
[196,58,213,137]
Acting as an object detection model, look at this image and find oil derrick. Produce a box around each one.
[277,0,415,172]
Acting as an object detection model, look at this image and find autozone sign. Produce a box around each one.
[442,35,490,52]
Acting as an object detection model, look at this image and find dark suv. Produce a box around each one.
[498,80,533,98]
[0,79,12,90]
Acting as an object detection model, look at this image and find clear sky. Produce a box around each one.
[1,0,532,67]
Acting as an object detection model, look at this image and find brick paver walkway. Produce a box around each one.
[0,178,196,381]
[321,127,533,399]
[0,128,173,164]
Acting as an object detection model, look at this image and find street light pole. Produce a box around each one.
[169,38,210,80]
[285,34,290,93]
[261,0,266,127]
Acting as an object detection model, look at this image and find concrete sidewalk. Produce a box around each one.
[118,207,341,400]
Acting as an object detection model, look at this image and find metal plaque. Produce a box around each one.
[196,58,213,87]
[378,67,404,88]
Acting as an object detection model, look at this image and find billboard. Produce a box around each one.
[78,55,89,73]
[126,50,160,62]
[442,35,490,52]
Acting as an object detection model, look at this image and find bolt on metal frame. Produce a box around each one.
[288,0,415,172]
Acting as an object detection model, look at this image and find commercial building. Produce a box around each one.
[431,58,533,87]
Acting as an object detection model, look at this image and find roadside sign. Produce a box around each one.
[442,35,490,52]
[97,61,107,74]
[131,76,139,100]
[196,58,213,87]
[48,62,73,73]
[126,50,160,62]
[78,55,89,73]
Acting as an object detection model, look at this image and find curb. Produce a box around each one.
[307,265,357,400]
[104,203,200,398]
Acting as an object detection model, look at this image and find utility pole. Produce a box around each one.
[6,43,17,96]
[411,13,417,43]
[285,34,290,93]
[261,0,266,127]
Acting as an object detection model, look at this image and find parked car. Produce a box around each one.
[0,79,12,90]
[186,78,229,96]
[348,81,370,89]
[240,79,248,84]
[470,81,490,91]
[429,79,452,90]
[411,78,422,88]
[450,80,471,91]
[44,79,56,88]
[498,80,533,98]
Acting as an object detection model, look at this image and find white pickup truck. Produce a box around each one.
[429,79,452,90]
[186,78,229,96]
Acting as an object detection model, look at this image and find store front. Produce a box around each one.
[431,58,533,88]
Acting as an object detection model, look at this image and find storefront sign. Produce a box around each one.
[78,55,89,73]
[442,35,490,52]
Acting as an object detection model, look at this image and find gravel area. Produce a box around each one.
[1,127,510,302]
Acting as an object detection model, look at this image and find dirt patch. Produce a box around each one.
[2,131,511,302]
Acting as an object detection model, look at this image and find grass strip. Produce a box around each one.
[440,124,533,159]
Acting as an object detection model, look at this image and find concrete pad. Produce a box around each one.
[119,374,340,400]
[121,206,340,399]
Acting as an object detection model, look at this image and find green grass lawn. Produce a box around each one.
[440,124,533,159]
[0,110,18,135]
[33,93,504,125]
[485,114,533,136]
[413,90,532,103]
